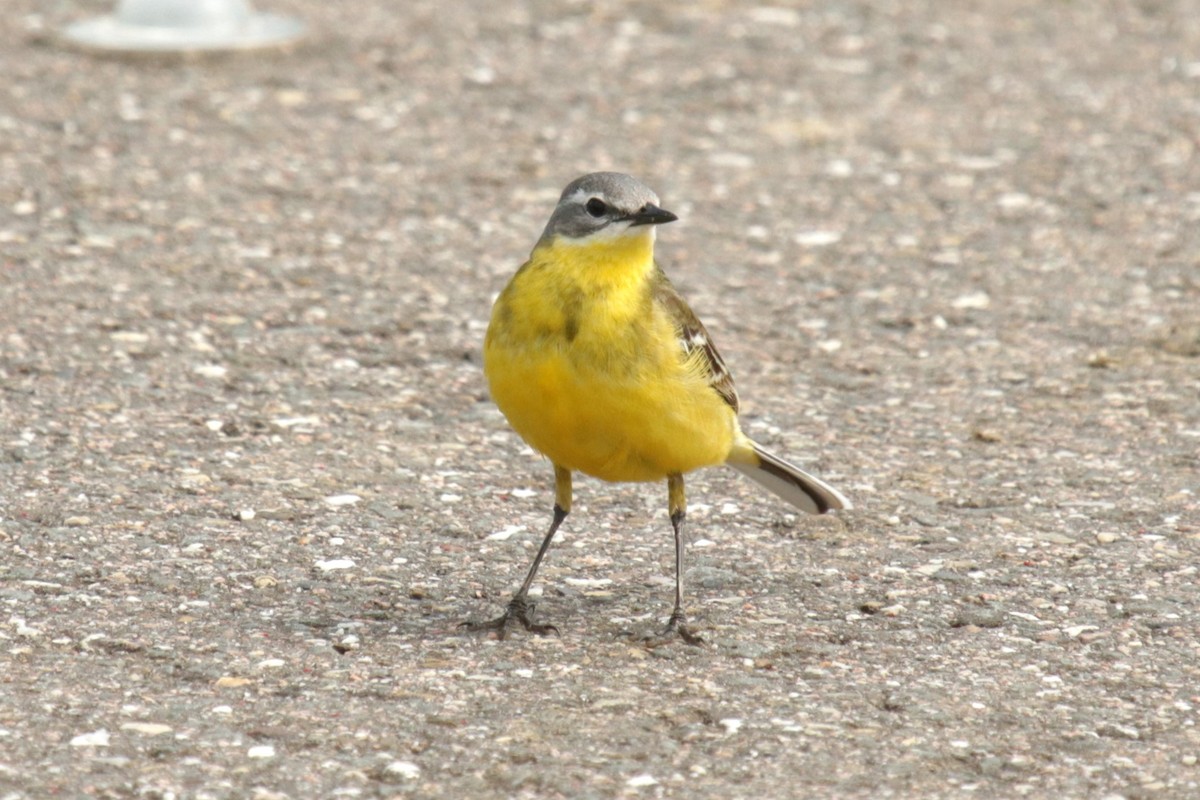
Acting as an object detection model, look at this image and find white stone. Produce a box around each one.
[315,559,355,572]
[794,230,842,247]
[385,760,421,779]
[70,730,110,747]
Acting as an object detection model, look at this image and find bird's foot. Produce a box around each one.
[643,610,705,647]
[459,596,559,640]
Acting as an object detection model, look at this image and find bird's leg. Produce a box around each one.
[655,473,704,646]
[460,466,571,639]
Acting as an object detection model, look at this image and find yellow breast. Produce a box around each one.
[483,233,736,482]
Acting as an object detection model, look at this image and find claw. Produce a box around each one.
[459,596,559,639]
[643,610,705,647]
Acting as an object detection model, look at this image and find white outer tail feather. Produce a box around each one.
[728,442,852,515]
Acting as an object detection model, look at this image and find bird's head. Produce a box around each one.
[537,172,677,248]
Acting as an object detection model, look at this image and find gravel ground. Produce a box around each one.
[3,1,1199,798]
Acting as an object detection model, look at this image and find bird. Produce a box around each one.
[461,171,851,644]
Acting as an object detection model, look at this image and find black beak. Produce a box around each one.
[625,203,679,227]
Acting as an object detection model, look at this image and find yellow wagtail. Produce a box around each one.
[463,172,851,643]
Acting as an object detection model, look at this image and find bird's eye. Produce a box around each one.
[585,198,608,218]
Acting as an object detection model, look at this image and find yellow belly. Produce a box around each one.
[484,234,738,482]
[485,343,735,482]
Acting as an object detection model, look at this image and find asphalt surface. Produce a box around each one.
[2,1,1199,798]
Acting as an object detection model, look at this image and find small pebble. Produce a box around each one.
[1063,625,1100,638]
[69,730,110,747]
[192,364,228,379]
[951,608,1005,628]
[952,291,991,310]
[972,428,1003,443]
[720,718,743,734]
[120,722,172,736]
[486,525,524,541]
[13,619,41,637]
[996,192,1032,210]
[272,416,320,429]
[109,331,149,344]
[384,760,421,780]
[794,230,842,247]
[1096,722,1140,740]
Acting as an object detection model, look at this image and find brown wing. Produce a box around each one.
[651,265,740,413]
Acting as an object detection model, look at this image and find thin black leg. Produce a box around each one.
[654,473,703,645]
[460,466,572,639]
